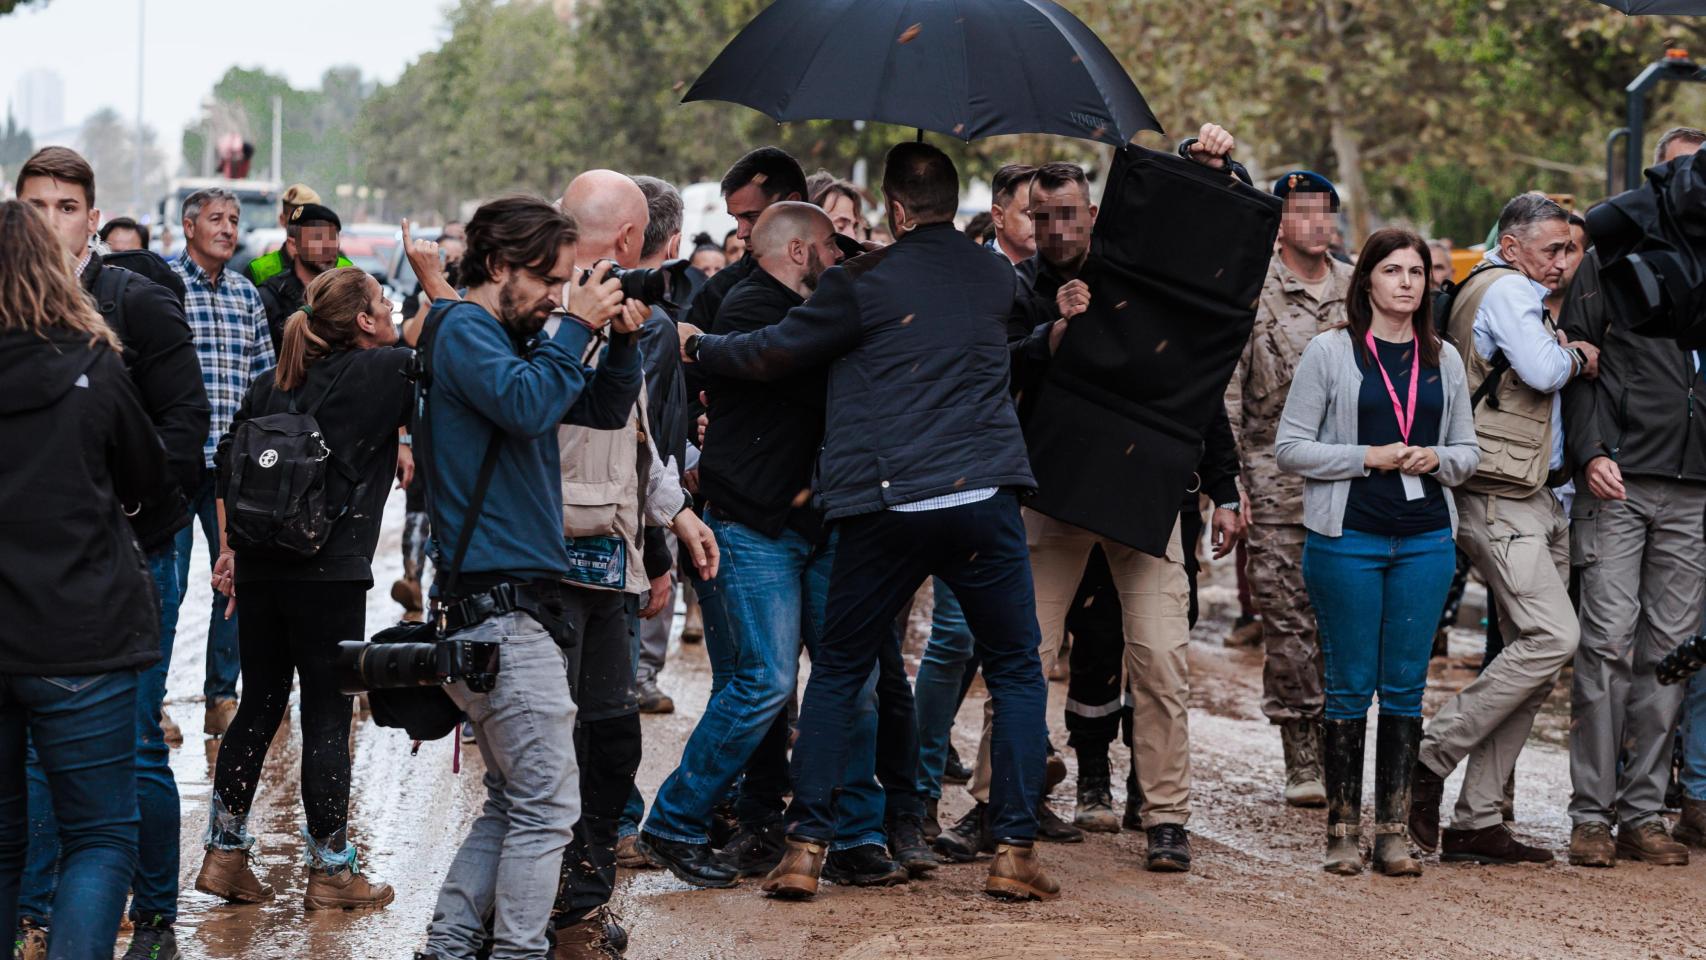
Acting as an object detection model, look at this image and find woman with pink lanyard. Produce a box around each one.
[1275,228,1481,878]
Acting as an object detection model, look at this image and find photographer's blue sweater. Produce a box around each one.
[420,299,640,590]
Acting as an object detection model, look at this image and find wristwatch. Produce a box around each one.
[684,333,704,361]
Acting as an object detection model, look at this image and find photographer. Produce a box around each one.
[411,195,642,960]
[196,268,411,912]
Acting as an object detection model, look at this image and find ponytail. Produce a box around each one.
[272,266,377,391]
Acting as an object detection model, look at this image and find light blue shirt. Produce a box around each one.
[1470,251,1572,472]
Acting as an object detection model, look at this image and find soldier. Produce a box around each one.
[1226,171,1353,809]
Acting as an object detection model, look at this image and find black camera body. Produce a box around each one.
[578,258,693,309]
[337,626,501,696]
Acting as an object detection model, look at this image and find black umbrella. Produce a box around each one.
[683,0,1161,146]
[1591,0,1706,11]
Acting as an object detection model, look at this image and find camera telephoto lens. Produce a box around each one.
[336,639,443,695]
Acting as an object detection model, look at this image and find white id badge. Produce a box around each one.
[1401,472,1425,501]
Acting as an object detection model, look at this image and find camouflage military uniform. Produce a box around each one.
[1226,254,1353,723]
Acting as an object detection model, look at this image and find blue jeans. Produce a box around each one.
[1683,672,1706,803]
[1303,528,1456,720]
[21,544,182,927]
[787,493,1047,844]
[913,579,976,800]
[176,470,241,702]
[646,518,886,850]
[1,671,140,960]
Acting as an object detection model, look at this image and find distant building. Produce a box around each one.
[14,68,65,138]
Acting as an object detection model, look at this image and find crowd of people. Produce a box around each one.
[4,118,1706,960]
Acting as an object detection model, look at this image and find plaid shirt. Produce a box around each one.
[172,253,276,468]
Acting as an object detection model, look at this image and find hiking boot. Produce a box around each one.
[1673,796,1706,848]
[121,916,179,960]
[1122,770,1144,831]
[1226,615,1263,647]
[933,803,993,862]
[1036,802,1084,843]
[304,865,394,910]
[1323,718,1366,876]
[1144,824,1191,872]
[1073,773,1121,833]
[886,815,940,877]
[637,831,739,888]
[204,698,239,737]
[195,847,274,903]
[1441,823,1553,864]
[716,820,785,876]
[823,843,909,887]
[1407,759,1447,854]
[598,907,629,955]
[984,843,1060,901]
[15,917,47,960]
[1371,715,1422,877]
[635,680,674,715]
[1568,822,1616,868]
[391,577,423,618]
[1280,718,1327,808]
[460,719,477,744]
[942,746,972,785]
[1616,819,1690,866]
[760,837,827,899]
[159,709,184,747]
[1044,753,1068,793]
[551,915,620,959]
[615,833,656,869]
[922,797,942,840]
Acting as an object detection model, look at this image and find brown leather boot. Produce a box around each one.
[1616,819,1690,866]
[1407,761,1446,853]
[304,865,395,910]
[984,843,1060,901]
[159,709,184,747]
[204,698,239,737]
[195,848,273,903]
[551,915,620,959]
[759,838,826,899]
[614,834,656,869]
[1674,797,1706,849]
[1568,822,1615,868]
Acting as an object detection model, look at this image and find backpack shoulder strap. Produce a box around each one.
[93,266,133,341]
[415,300,504,599]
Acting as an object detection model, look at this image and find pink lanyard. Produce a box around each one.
[1366,330,1418,444]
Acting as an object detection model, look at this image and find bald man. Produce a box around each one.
[547,170,718,949]
[641,202,928,889]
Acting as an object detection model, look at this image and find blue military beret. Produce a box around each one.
[1272,170,1339,208]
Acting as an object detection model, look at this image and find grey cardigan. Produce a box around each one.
[1274,327,1481,537]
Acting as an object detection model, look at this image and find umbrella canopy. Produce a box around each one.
[1592,0,1706,11]
[684,0,1161,146]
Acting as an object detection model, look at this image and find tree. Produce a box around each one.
[78,108,169,218]
[0,108,33,170]
[182,66,373,198]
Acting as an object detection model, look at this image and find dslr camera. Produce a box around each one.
[578,257,694,310]
[336,628,501,695]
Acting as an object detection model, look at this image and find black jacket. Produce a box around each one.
[217,347,414,584]
[82,257,203,548]
[1562,246,1706,484]
[696,222,1035,519]
[0,329,171,675]
[258,265,307,356]
[698,265,827,539]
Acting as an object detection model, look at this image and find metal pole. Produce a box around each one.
[271,95,283,182]
[133,0,144,217]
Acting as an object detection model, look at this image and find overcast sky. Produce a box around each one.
[0,0,450,164]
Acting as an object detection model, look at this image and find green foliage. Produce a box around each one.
[0,108,33,169]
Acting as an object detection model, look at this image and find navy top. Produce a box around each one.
[1342,335,1451,537]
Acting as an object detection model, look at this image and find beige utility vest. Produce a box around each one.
[558,335,650,595]
[1444,265,1557,499]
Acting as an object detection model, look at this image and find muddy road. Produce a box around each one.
[152,491,1704,960]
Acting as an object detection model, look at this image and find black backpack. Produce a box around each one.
[224,362,356,559]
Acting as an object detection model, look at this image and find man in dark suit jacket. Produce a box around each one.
[679,142,1057,903]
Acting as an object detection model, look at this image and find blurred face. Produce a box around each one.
[1028,180,1096,268]
[821,191,860,237]
[991,179,1035,261]
[726,182,775,243]
[105,225,146,252]
[292,223,341,275]
[496,242,576,336]
[184,199,241,268]
[723,234,745,262]
[1555,224,1589,294]
[18,175,97,261]
[441,236,466,264]
[441,222,466,242]
[1429,244,1453,289]
[1368,247,1427,321]
[1279,192,1335,258]
[1499,219,1572,290]
[356,276,399,347]
[800,227,844,291]
[690,248,725,276]
[1659,137,1704,165]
